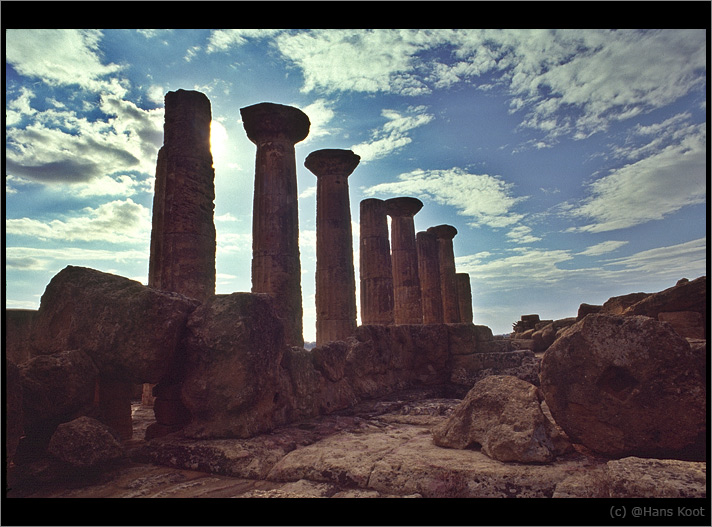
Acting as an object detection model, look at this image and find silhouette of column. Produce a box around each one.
[416,230,444,324]
[456,272,473,324]
[149,89,216,301]
[241,102,310,347]
[386,197,423,324]
[359,199,394,325]
[428,225,460,323]
[305,149,360,345]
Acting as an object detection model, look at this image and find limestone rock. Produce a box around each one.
[19,349,98,430]
[540,314,706,460]
[181,293,291,439]
[30,266,199,384]
[47,416,125,469]
[606,457,707,498]
[623,276,706,323]
[432,375,571,463]
[658,310,705,339]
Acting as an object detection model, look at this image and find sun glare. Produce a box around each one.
[210,120,229,167]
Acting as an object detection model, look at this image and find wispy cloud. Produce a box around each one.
[577,240,629,256]
[351,106,433,162]
[566,122,706,233]
[363,167,528,229]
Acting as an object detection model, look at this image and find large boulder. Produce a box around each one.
[432,375,571,463]
[540,314,706,460]
[30,266,199,384]
[47,416,125,469]
[180,293,292,439]
[19,349,99,431]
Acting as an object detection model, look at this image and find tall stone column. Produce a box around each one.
[359,199,394,325]
[149,89,216,301]
[305,149,360,345]
[241,102,310,348]
[427,225,460,323]
[416,230,444,324]
[456,272,474,324]
[386,197,423,324]
[145,89,216,437]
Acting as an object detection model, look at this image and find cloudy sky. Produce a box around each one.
[5,28,707,340]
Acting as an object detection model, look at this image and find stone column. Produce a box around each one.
[241,102,310,348]
[416,230,444,324]
[428,225,460,323]
[148,89,216,301]
[456,272,474,324]
[305,149,360,345]
[386,197,423,324]
[146,90,216,436]
[359,199,394,325]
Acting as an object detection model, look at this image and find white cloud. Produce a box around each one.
[363,167,527,229]
[5,95,163,185]
[506,225,541,244]
[577,240,629,256]
[351,106,433,162]
[207,29,285,53]
[300,99,336,141]
[6,29,125,94]
[6,199,151,244]
[274,29,431,95]
[603,238,707,278]
[568,122,706,233]
[6,246,148,271]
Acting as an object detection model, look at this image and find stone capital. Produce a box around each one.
[305,149,360,177]
[385,197,423,217]
[427,224,458,240]
[240,102,310,145]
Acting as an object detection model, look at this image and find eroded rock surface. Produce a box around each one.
[540,314,706,460]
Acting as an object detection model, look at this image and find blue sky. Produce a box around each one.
[5,29,707,340]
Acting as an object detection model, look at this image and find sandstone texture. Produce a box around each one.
[29,266,199,384]
[540,314,706,460]
[432,375,571,463]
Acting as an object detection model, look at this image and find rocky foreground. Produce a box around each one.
[7,387,706,503]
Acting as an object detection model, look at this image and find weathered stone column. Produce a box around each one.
[305,149,360,345]
[416,230,444,324]
[359,199,394,325]
[428,224,460,323]
[146,89,216,435]
[386,197,423,324]
[149,89,216,301]
[456,272,474,324]
[241,102,310,348]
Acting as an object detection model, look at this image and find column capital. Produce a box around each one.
[240,102,310,145]
[305,149,360,177]
[385,197,423,217]
[427,224,458,240]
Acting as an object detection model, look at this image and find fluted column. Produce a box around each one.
[428,224,460,323]
[241,102,310,347]
[456,272,474,324]
[305,149,360,345]
[145,89,216,438]
[149,89,216,301]
[386,197,423,324]
[416,230,444,324]
[359,199,394,325]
